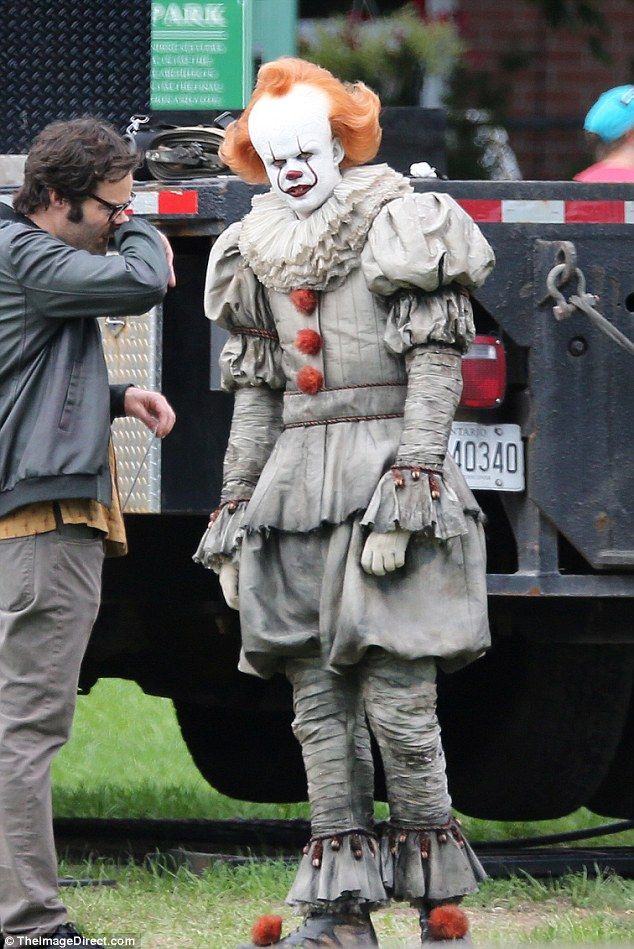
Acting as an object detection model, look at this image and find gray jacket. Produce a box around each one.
[0,204,170,516]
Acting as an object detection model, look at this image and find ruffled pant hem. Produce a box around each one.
[381,824,486,905]
[286,825,486,911]
[286,834,388,910]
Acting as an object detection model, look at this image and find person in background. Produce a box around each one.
[0,118,175,948]
[574,84,634,182]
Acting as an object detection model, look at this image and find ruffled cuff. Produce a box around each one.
[287,833,388,911]
[360,470,468,541]
[384,288,475,357]
[192,501,249,572]
[380,822,486,905]
[220,333,285,392]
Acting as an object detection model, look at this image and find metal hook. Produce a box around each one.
[555,241,577,284]
[545,263,588,321]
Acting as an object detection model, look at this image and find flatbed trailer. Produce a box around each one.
[5,174,631,820]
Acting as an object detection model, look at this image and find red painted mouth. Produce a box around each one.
[285,184,313,198]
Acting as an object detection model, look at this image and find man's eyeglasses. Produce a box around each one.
[89,192,136,221]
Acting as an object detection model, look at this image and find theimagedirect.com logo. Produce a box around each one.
[3,937,138,947]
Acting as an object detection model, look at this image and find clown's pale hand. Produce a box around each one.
[361,529,411,576]
[219,560,240,610]
[124,387,176,437]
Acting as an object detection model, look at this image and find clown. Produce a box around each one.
[195,58,495,946]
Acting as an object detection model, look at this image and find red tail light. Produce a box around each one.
[460,335,506,408]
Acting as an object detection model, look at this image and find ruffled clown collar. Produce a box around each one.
[238,164,412,292]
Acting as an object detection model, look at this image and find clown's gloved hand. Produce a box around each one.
[219,559,240,610]
[361,528,411,576]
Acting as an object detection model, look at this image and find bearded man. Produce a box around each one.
[0,118,175,947]
[196,58,494,947]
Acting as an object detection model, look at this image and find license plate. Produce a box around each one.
[449,423,524,491]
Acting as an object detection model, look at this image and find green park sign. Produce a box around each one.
[151,1,253,110]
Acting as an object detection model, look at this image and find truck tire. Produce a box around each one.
[175,701,307,803]
[438,638,634,821]
[587,695,634,819]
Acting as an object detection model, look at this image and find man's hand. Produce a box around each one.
[157,231,176,287]
[123,387,176,437]
[219,561,240,610]
[361,528,411,576]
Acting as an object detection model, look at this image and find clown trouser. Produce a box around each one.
[285,649,485,911]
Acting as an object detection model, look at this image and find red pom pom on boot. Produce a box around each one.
[237,909,378,947]
[250,915,283,946]
[421,904,472,944]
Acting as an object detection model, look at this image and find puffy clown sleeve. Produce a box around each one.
[360,194,494,541]
[361,192,495,296]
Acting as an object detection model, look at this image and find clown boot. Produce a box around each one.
[239,904,378,947]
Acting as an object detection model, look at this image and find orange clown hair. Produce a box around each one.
[220,57,382,184]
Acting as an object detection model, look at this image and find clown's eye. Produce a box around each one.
[271,159,285,168]
[297,151,312,160]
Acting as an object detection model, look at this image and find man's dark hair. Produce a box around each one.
[13,118,138,220]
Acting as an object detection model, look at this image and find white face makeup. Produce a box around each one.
[248,84,344,219]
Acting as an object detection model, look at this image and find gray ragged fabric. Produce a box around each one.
[192,501,249,570]
[384,289,476,356]
[380,832,486,904]
[397,347,463,470]
[360,346,466,539]
[237,514,489,680]
[286,659,374,835]
[361,652,450,828]
[285,651,483,910]
[219,387,283,503]
[193,386,283,568]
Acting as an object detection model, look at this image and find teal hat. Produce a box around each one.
[584,85,634,142]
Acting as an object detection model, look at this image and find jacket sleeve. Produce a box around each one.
[8,217,170,319]
[109,383,134,422]
[194,224,285,572]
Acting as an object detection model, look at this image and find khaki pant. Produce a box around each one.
[0,519,104,936]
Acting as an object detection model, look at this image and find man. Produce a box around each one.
[574,85,634,182]
[0,118,175,947]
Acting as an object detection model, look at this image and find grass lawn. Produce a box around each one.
[51,679,634,946]
[57,861,634,947]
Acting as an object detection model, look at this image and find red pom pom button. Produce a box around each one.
[297,366,323,395]
[295,328,322,355]
[290,288,318,315]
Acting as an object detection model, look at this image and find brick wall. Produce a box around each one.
[459,0,634,179]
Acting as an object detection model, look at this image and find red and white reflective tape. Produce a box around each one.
[2,191,632,223]
[458,199,634,224]
[129,193,633,223]
[131,190,198,215]
[0,191,200,214]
